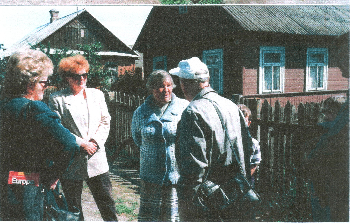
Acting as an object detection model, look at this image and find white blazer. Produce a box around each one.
[49,88,111,179]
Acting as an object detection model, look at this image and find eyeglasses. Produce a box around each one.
[38,80,50,87]
[67,73,88,81]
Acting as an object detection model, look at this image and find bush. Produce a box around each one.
[160,0,223,3]
[111,68,147,96]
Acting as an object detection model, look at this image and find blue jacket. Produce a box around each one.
[0,98,79,183]
[132,93,189,185]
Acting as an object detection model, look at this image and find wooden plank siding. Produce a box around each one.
[135,7,348,104]
[41,20,97,50]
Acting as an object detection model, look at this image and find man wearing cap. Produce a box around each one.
[170,57,254,221]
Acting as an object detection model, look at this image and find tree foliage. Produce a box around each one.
[0,44,6,85]
[0,59,6,86]
[111,67,147,96]
[160,0,223,3]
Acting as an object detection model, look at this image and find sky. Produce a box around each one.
[0,5,153,50]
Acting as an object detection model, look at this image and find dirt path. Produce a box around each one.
[82,159,141,221]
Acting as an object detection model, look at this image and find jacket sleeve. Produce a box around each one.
[90,90,111,149]
[30,101,79,177]
[48,93,61,119]
[48,93,87,147]
[131,108,142,147]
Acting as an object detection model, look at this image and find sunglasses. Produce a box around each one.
[67,73,88,81]
[38,80,50,87]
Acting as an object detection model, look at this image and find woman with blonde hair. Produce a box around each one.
[0,49,79,220]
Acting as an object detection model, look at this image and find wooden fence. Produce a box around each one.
[106,91,145,162]
[107,91,347,220]
[239,98,333,220]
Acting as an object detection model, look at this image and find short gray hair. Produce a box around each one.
[146,70,176,91]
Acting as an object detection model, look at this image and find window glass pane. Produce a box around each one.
[264,66,272,90]
[154,61,164,70]
[206,55,219,65]
[264,53,281,63]
[309,53,325,63]
[310,66,317,89]
[273,66,280,90]
[209,67,220,91]
[318,66,324,88]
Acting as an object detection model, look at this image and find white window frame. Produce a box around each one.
[153,56,167,71]
[306,48,328,91]
[259,46,285,94]
[203,48,224,94]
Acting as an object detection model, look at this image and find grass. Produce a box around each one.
[115,198,139,221]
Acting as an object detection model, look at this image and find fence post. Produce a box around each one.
[232,94,242,104]
[284,101,294,194]
[258,100,271,196]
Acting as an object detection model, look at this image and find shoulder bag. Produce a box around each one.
[192,98,260,212]
[43,183,81,221]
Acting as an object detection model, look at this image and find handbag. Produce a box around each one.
[43,183,81,221]
[192,98,260,212]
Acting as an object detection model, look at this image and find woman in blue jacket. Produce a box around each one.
[0,49,79,221]
[132,70,189,222]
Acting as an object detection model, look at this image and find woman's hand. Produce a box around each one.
[81,139,98,155]
[50,179,60,190]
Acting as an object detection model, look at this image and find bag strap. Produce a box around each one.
[204,98,246,175]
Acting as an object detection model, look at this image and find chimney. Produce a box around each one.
[49,9,59,23]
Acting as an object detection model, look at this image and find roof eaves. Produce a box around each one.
[3,9,85,57]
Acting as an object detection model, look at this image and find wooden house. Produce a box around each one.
[4,8,139,77]
[133,5,349,106]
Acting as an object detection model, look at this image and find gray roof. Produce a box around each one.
[3,9,137,58]
[222,5,350,36]
[3,10,85,57]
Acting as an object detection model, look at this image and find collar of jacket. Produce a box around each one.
[192,87,217,101]
[143,93,181,124]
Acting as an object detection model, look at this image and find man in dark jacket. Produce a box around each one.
[170,57,254,221]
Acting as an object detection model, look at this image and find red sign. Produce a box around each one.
[8,171,40,187]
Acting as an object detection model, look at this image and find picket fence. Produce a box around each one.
[106,91,348,220]
[106,91,145,162]
[239,97,332,220]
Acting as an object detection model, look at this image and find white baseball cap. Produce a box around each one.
[169,57,209,80]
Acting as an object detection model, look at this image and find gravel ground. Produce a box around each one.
[82,159,141,221]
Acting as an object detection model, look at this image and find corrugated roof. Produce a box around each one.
[222,5,350,36]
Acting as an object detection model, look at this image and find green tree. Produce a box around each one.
[0,44,7,86]
[160,0,223,3]
[111,67,147,96]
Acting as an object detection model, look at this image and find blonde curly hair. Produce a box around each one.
[3,49,53,98]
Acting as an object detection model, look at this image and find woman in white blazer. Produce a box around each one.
[48,55,118,221]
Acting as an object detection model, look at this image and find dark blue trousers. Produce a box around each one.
[2,184,43,221]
